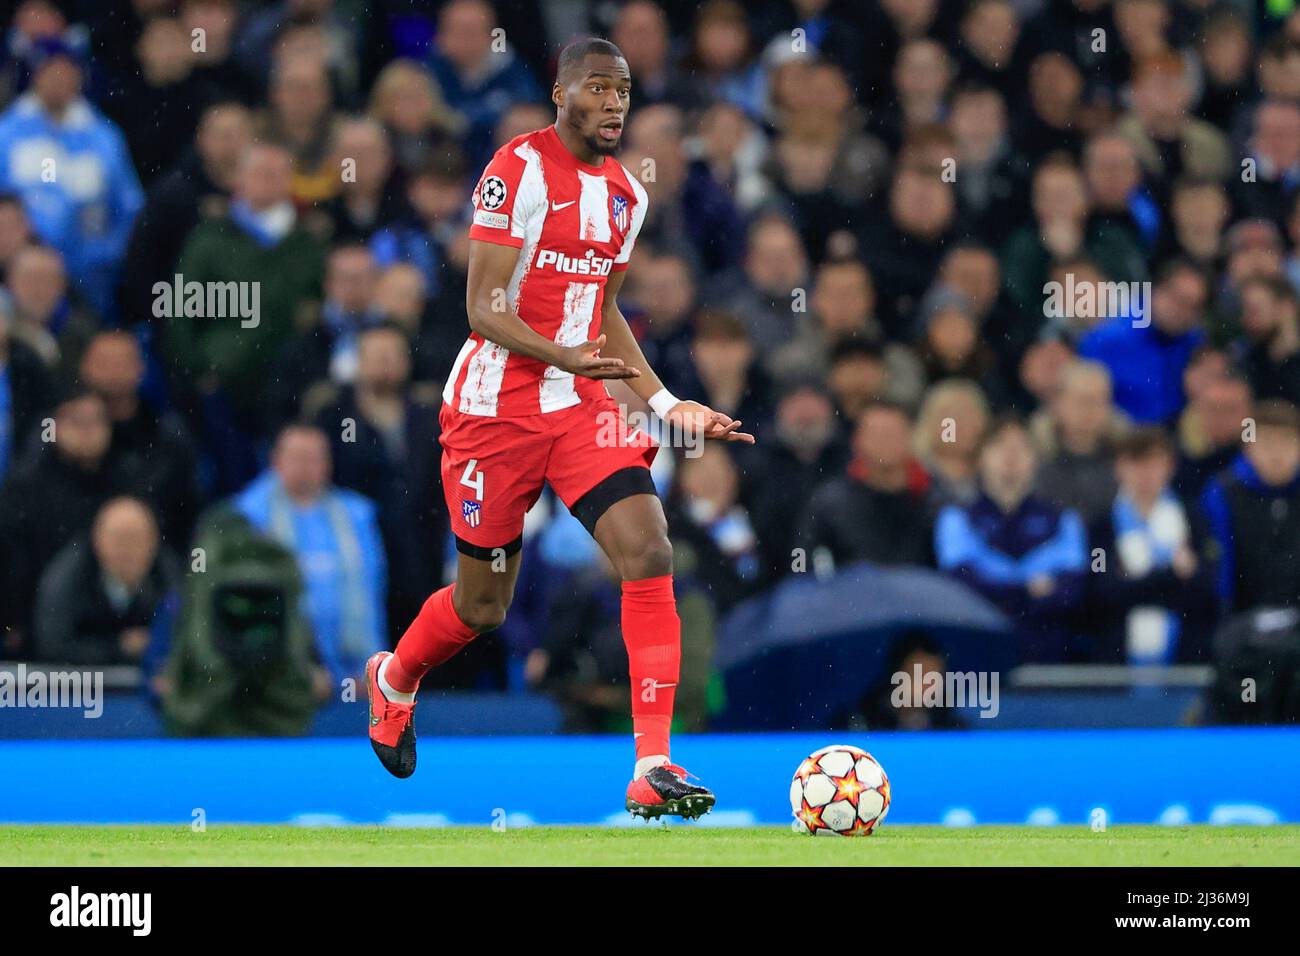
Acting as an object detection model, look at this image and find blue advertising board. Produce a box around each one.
[1,728,1297,827]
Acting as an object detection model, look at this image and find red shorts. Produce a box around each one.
[439,394,658,551]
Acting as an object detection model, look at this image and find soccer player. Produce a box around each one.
[364,38,753,819]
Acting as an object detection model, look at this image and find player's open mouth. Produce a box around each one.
[598,123,622,142]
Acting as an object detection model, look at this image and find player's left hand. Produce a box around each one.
[664,401,756,444]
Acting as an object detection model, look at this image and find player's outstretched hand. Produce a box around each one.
[558,334,642,380]
[664,400,756,444]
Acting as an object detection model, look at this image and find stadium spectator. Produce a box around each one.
[742,377,847,583]
[1116,51,1233,188]
[310,323,446,639]
[1157,177,1230,271]
[611,0,696,113]
[120,100,253,329]
[3,244,97,381]
[1232,100,1300,231]
[369,151,469,305]
[1175,371,1252,497]
[861,162,959,336]
[1033,360,1125,526]
[772,258,923,406]
[32,496,179,666]
[179,0,261,107]
[765,58,890,258]
[426,0,542,167]
[167,140,327,488]
[679,0,766,120]
[1016,52,1085,161]
[233,0,362,106]
[1040,256,1115,345]
[0,297,54,481]
[665,443,764,612]
[1194,8,1253,130]
[1002,155,1148,330]
[914,378,990,507]
[704,213,809,354]
[0,386,138,650]
[232,423,386,684]
[1233,276,1300,405]
[254,51,340,206]
[691,101,772,214]
[0,192,34,276]
[872,38,952,153]
[525,547,714,734]
[0,36,143,318]
[320,117,411,244]
[623,103,744,274]
[1083,130,1159,252]
[689,310,773,446]
[367,58,465,176]
[842,631,968,731]
[1201,399,1300,614]
[947,82,1025,247]
[1078,258,1209,424]
[100,16,211,187]
[935,414,1088,662]
[914,288,1007,405]
[1086,427,1215,663]
[955,0,1028,105]
[797,401,935,572]
[78,330,200,547]
[826,337,890,424]
[624,251,704,400]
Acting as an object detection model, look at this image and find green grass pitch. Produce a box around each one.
[1,825,1296,866]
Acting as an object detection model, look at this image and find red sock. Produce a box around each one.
[387,585,477,692]
[621,574,681,761]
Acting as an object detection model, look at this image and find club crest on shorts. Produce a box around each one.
[462,499,482,528]
[611,194,629,235]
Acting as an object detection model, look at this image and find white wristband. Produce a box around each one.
[647,388,680,418]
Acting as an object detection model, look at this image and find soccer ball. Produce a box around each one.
[789,744,890,836]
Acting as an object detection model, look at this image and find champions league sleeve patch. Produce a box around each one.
[478,175,508,211]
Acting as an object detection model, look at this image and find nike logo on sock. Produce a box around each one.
[550,200,575,211]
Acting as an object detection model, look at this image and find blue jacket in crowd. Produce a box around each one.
[1078,317,1205,424]
[0,94,143,317]
[936,493,1089,661]
[234,473,387,683]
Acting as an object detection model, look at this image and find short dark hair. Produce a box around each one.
[977,412,1030,454]
[1113,426,1174,461]
[858,399,913,425]
[1254,399,1300,435]
[556,37,625,83]
[693,309,749,343]
[830,335,884,366]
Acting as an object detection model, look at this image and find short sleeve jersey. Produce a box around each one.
[443,125,649,417]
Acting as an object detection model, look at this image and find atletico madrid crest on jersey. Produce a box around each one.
[462,499,482,528]
[611,194,629,235]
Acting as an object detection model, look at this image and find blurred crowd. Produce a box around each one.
[1,0,1299,733]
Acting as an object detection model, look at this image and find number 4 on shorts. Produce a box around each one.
[460,459,485,501]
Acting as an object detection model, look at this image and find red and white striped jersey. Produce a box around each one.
[445,124,649,417]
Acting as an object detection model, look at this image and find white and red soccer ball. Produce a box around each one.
[789,744,891,836]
